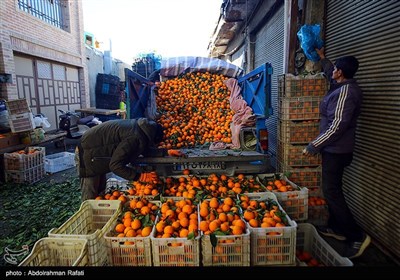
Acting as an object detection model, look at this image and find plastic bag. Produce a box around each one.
[33,114,51,128]
[297,24,324,62]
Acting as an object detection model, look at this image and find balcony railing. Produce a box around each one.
[18,0,68,30]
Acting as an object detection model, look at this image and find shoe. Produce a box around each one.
[316,226,347,241]
[345,234,371,259]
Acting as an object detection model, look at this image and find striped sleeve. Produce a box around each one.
[312,85,349,148]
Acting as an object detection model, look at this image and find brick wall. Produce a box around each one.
[0,0,88,105]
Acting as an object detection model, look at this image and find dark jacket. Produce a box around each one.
[77,118,163,179]
[307,58,363,154]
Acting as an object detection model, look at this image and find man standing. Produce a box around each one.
[303,47,371,259]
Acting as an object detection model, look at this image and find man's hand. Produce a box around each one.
[303,148,310,156]
[139,171,158,183]
[315,47,325,60]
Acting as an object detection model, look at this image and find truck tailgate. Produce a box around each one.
[133,149,271,176]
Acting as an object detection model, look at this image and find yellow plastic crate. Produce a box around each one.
[48,200,121,266]
[18,237,88,267]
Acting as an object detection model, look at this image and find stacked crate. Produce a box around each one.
[277,73,328,225]
[4,147,46,184]
[5,99,35,133]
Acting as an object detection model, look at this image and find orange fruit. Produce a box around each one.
[115,223,125,233]
[141,226,152,237]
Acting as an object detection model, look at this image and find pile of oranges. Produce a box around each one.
[239,194,289,229]
[199,197,245,236]
[154,198,199,239]
[111,197,159,240]
[156,72,234,149]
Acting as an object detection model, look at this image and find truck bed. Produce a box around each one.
[134,149,271,176]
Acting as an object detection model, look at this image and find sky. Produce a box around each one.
[82,0,223,64]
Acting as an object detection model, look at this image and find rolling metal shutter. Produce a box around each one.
[231,44,245,69]
[254,4,285,170]
[325,0,400,259]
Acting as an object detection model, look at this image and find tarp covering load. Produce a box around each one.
[160,56,243,78]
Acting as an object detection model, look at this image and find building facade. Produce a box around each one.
[0,0,88,130]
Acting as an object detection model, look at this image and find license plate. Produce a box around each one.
[173,162,226,171]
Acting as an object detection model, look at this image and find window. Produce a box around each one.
[18,0,69,30]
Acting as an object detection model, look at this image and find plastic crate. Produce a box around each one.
[296,223,353,266]
[104,200,161,266]
[307,204,329,227]
[18,237,88,267]
[151,233,201,266]
[257,174,309,221]
[150,199,201,266]
[48,200,122,266]
[278,120,320,144]
[104,224,153,266]
[278,96,323,121]
[278,73,328,98]
[4,147,45,171]
[277,163,322,190]
[5,99,30,115]
[44,152,76,173]
[242,192,298,266]
[106,177,129,191]
[8,112,35,133]
[278,140,321,167]
[201,229,251,266]
[5,164,45,184]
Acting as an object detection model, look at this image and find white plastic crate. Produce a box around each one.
[4,147,45,171]
[48,200,121,266]
[44,152,76,173]
[18,237,88,267]
[151,233,201,266]
[5,164,45,184]
[242,192,297,266]
[296,223,353,266]
[106,177,129,191]
[104,226,153,266]
[150,200,201,266]
[257,173,309,221]
[8,112,35,133]
[104,200,161,266]
[201,229,250,266]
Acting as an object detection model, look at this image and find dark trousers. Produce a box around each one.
[75,146,107,201]
[322,151,363,242]
[80,175,107,201]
